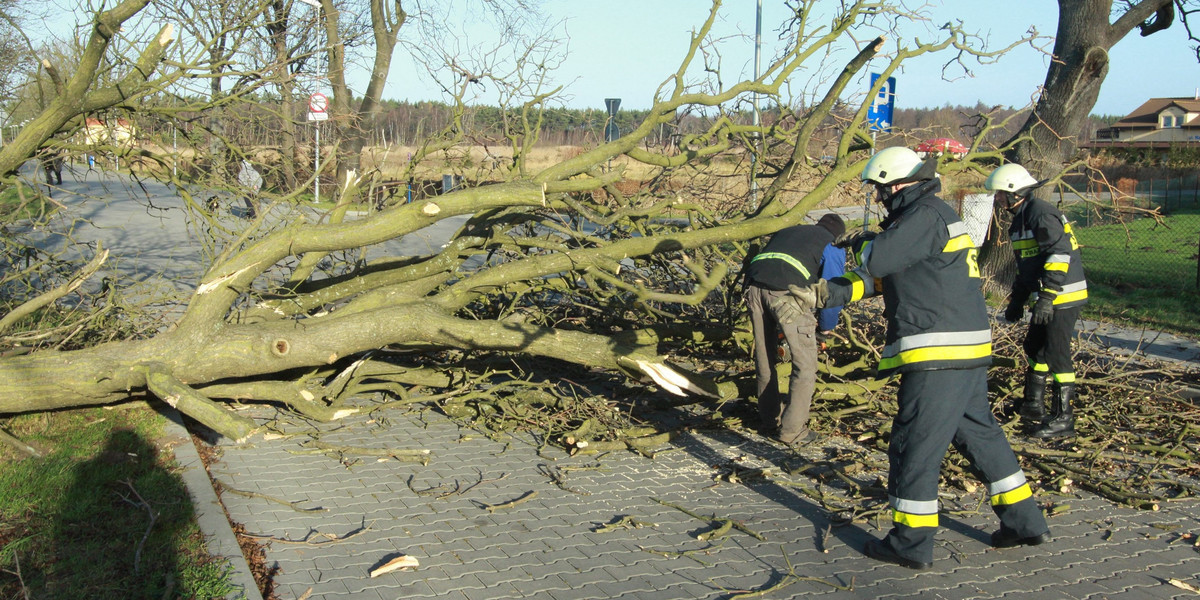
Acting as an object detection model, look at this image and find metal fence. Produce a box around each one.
[1057,179,1200,292]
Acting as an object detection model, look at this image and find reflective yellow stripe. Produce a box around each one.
[854,241,872,266]
[878,342,992,371]
[990,483,1033,507]
[966,248,980,278]
[1012,239,1038,250]
[751,252,811,279]
[1031,362,1049,372]
[1045,262,1069,272]
[943,234,975,253]
[846,272,867,301]
[1064,222,1080,250]
[892,509,938,528]
[1053,372,1076,383]
[1054,288,1088,304]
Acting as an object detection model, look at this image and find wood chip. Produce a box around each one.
[1168,579,1200,594]
[369,555,419,577]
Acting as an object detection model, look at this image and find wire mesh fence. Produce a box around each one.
[1057,179,1200,293]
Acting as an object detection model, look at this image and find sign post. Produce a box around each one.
[864,74,897,229]
[604,98,620,142]
[867,73,895,133]
[308,92,328,204]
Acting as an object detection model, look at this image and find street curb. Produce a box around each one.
[162,408,264,600]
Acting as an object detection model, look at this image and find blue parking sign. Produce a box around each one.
[867,73,896,132]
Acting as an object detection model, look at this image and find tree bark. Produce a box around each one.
[983,0,1173,293]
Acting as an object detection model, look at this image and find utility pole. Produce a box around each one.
[750,0,762,211]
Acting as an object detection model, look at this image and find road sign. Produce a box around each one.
[604,98,621,142]
[867,73,896,132]
[307,112,328,121]
[309,92,328,113]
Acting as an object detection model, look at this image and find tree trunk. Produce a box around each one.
[1007,1,1115,174]
[982,0,1172,291]
[266,0,299,190]
[0,302,669,413]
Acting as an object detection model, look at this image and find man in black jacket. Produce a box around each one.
[784,147,1050,570]
[743,213,845,446]
[986,164,1088,438]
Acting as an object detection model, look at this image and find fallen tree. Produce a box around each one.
[1,2,1033,441]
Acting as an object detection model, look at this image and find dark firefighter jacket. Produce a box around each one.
[1009,196,1088,309]
[826,178,992,377]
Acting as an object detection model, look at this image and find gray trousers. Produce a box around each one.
[746,285,818,442]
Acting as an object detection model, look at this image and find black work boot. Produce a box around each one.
[1031,381,1076,439]
[1018,369,1048,422]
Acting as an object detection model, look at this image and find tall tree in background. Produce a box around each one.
[981,0,1176,292]
[1007,0,1175,173]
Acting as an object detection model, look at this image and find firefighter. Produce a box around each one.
[779,147,1050,569]
[743,213,846,446]
[985,163,1088,439]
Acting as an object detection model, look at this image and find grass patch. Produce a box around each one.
[1072,208,1200,337]
[0,406,233,599]
[0,183,53,223]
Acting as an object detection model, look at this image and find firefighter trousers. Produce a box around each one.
[1024,305,1081,380]
[881,367,1048,563]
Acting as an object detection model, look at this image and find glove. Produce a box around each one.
[833,229,877,250]
[769,294,807,325]
[1031,294,1054,325]
[786,279,829,310]
[1003,299,1024,323]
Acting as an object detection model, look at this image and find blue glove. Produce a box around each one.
[1031,295,1054,325]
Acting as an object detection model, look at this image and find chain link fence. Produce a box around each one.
[1056,179,1200,293]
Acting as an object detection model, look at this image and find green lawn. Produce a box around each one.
[1072,209,1200,337]
[0,406,233,599]
[0,183,53,223]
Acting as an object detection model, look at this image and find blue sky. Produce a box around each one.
[380,1,1200,117]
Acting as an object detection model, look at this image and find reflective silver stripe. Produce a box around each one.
[882,329,992,356]
[946,221,970,238]
[859,243,874,276]
[986,471,1027,496]
[1010,229,1034,241]
[1059,281,1087,294]
[889,495,938,514]
[751,252,811,279]
[1046,253,1071,264]
[852,266,875,296]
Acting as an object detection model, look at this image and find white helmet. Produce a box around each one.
[985,164,1040,196]
[861,147,925,186]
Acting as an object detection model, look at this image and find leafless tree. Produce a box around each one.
[0,1,1034,441]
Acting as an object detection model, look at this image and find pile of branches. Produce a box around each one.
[710,302,1200,515]
[418,293,1199,517]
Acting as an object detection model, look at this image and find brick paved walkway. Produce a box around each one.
[202,403,1200,600]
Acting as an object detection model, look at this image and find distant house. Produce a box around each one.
[82,117,136,146]
[1089,97,1200,148]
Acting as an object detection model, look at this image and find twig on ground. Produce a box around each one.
[478,490,538,512]
[215,479,327,512]
[116,480,157,575]
[242,520,374,546]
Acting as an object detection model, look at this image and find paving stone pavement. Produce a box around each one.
[201,403,1200,600]
[26,164,1198,597]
